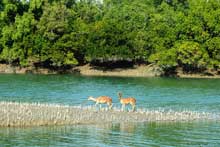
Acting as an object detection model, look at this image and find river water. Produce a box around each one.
[0,74,220,146]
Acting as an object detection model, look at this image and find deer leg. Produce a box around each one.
[132,105,136,112]
[107,102,112,110]
[109,103,113,110]
[94,102,99,111]
[99,104,102,110]
[121,104,125,111]
[95,102,98,107]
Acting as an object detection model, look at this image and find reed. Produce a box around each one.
[0,101,218,127]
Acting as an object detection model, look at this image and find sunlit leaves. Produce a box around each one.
[175,41,209,68]
[0,0,220,71]
[205,37,220,68]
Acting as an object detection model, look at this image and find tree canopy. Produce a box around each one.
[0,0,220,72]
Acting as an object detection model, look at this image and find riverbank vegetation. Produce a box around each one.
[0,0,220,75]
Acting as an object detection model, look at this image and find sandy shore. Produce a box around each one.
[176,73,220,78]
[76,65,220,78]
[75,64,163,77]
[0,101,217,127]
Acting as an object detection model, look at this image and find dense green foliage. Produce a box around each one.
[0,0,220,72]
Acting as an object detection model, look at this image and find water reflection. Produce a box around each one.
[0,122,220,146]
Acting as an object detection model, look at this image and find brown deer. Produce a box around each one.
[118,92,136,112]
[88,96,113,110]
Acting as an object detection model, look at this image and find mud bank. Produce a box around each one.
[0,102,218,127]
[0,64,57,74]
[0,63,162,77]
[74,64,163,77]
[0,63,220,78]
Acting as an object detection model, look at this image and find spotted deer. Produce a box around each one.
[118,92,136,112]
[88,96,113,110]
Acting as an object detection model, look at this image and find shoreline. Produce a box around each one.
[0,63,220,78]
[0,101,216,127]
[74,64,162,77]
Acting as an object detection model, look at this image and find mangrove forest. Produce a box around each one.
[0,0,220,73]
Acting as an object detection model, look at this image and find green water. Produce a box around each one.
[0,74,220,146]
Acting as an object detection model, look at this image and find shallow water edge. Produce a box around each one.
[1,101,219,127]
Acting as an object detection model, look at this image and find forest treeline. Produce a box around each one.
[0,0,220,73]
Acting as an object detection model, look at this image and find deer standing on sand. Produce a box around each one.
[88,96,113,110]
[118,92,136,112]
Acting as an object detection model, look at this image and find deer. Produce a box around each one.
[118,92,136,112]
[88,96,113,110]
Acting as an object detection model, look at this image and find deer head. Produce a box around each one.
[88,96,95,101]
[118,92,122,99]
